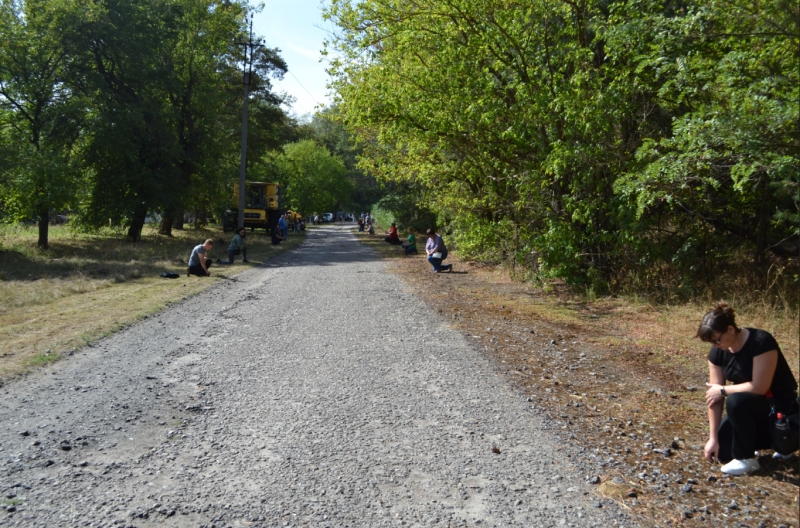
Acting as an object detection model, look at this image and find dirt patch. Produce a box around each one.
[358,230,800,527]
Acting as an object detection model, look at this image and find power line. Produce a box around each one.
[286,69,320,107]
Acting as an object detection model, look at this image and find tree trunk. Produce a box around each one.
[37,208,50,250]
[196,210,207,228]
[127,207,147,242]
[159,211,174,236]
[174,210,184,230]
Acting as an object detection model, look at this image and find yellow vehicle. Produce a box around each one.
[285,210,302,223]
[224,182,281,233]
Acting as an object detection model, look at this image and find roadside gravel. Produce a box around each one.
[0,225,630,527]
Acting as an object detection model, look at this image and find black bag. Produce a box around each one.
[771,399,800,455]
[160,272,179,279]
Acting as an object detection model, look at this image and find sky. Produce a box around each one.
[253,0,335,118]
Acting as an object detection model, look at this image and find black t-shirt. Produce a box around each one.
[271,232,282,245]
[708,328,798,403]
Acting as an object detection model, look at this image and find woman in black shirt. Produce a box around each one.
[697,302,798,475]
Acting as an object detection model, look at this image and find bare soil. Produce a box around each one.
[358,230,799,527]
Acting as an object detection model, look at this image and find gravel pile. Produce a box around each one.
[0,225,630,527]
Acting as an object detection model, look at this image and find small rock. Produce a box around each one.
[670,440,680,449]
[588,476,600,484]
[59,442,71,451]
[653,448,671,457]
[687,478,698,485]
[707,475,717,482]
[593,501,602,508]
[682,510,693,519]
[728,500,739,510]
[19,431,30,437]
[612,476,624,485]
[637,471,647,479]
[680,483,693,493]
[625,491,637,498]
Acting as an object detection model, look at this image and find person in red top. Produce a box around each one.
[384,223,402,245]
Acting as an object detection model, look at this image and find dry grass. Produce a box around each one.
[356,228,800,526]
[0,223,306,378]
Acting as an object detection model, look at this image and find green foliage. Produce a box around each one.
[260,139,351,216]
[0,0,293,242]
[0,0,86,247]
[325,0,799,301]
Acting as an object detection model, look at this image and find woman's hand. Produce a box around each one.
[705,383,725,407]
[704,437,719,461]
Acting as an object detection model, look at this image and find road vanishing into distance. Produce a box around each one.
[0,225,629,527]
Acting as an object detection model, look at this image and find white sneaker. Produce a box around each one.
[720,458,760,475]
[772,452,793,460]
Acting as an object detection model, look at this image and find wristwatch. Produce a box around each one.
[719,386,727,397]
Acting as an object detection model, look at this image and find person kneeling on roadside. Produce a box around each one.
[219,227,249,264]
[402,227,418,255]
[698,302,798,475]
[384,223,402,245]
[188,239,214,277]
[271,228,284,245]
[425,228,452,272]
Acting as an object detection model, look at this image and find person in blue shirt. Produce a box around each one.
[278,215,288,240]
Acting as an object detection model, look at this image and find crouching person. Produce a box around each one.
[698,302,798,475]
[188,239,214,277]
[224,227,249,264]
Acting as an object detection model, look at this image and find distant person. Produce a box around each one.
[698,302,798,475]
[271,228,284,245]
[384,223,402,245]
[425,228,452,272]
[402,228,418,255]
[188,239,214,277]
[217,227,249,264]
[358,218,365,232]
[278,215,288,240]
[293,216,299,233]
[367,222,374,235]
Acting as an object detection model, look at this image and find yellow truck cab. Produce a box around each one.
[224,182,281,233]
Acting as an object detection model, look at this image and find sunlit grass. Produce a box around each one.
[0,223,305,378]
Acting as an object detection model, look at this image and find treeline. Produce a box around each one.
[0,0,303,248]
[325,0,799,300]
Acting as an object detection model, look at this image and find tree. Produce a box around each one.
[260,139,351,216]
[0,0,83,249]
[325,0,799,297]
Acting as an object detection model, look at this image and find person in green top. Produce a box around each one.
[220,227,249,264]
[402,227,418,255]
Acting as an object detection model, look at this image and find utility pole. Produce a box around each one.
[237,14,262,231]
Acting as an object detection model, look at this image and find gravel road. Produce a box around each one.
[0,225,630,527]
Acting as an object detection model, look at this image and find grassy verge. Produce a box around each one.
[0,223,305,379]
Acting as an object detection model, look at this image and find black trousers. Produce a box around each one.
[188,259,212,277]
[718,392,798,461]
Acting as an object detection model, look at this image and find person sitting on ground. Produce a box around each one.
[425,228,452,272]
[384,223,402,245]
[188,239,214,277]
[402,227,418,255]
[271,227,284,245]
[358,218,365,232]
[367,222,375,235]
[698,302,798,475]
[219,227,249,264]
